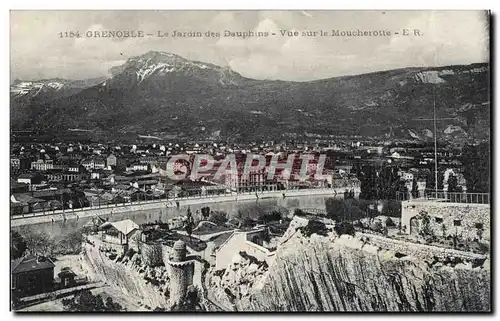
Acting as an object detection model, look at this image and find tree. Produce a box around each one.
[186,206,193,225]
[185,207,195,240]
[462,143,490,193]
[201,207,210,220]
[234,209,254,228]
[62,290,124,311]
[411,177,419,198]
[18,228,53,256]
[397,179,409,200]
[417,210,434,242]
[425,169,444,194]
[325,198,344,220]
[359,164,405,200]
[447,173,463,193]
[11,230,27,260]
[359,165,377,200]
[325,198,363,222]
[60,229,85,254]
[231,203,280,227]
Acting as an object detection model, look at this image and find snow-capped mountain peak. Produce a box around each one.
[109,51,242,86]
[10,80,65,97]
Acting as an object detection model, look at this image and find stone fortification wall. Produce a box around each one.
[401,201,490,241]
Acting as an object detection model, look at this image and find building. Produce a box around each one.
[16,173,46,191]
[11,255,55,297]
[31,159,54,171]
[10,157,20,171]
[90,171,102,180]
[10,194,51,214]
[328,173,361,189]
[401,195,490,241]
[10,180,29,194]
[81,158,106,171]
[215,228,276,270]
[57,267,77,288]
[359,146,384,155]
[67,163,83,173]
[127,163,149,172]
[225,167,278,192]
[99,219,141,250]
[398,171,414,182]
[106,154,117,168]
[334,164,353,175]
[45,171,85,182]
[135,179,158,190]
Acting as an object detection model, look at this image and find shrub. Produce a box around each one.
[370,220,384,233]
[126,248,136,259]
[62,289,124,311]
[300,220,329,237]
[353,220,363,228]
[208,211,228,225]
[262,211,282,223]
[233,209,255,228]
[418,211,433,238]
[171,285,203,311]
[385,217,396,227]
[11,230,27,260]
[294,209,306,217]
[334,221,355,237]
[475,241,490,254]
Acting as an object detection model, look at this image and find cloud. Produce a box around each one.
[10,10,489,81]
[372,11,488,70]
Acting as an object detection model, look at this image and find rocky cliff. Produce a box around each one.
[80,236,171,310]
[209,217,490,312]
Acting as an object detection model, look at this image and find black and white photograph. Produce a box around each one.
[8,9,491,312]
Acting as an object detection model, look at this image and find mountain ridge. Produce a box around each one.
[10,51,490,143]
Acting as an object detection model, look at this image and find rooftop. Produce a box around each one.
[12,254,55,274]
[99,219,140,235]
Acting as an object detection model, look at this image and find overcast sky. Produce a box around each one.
[10,10,489,81]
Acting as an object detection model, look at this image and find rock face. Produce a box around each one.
[209,217,490,312]
[81,236,171,310]
[208,252,270,309]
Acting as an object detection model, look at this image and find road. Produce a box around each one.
[12,187,357,227]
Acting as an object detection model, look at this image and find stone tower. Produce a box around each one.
[164,240,195,307]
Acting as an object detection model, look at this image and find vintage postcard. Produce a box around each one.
[10,10,490,312]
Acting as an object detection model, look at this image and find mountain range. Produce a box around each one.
[10,51,490,143]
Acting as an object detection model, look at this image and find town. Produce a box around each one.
[10,138,486,217]
[10,137,490,311]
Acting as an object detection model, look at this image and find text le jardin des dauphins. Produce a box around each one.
[58,28,423,39]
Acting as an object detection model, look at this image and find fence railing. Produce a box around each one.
[11,186,352,219]
[397,191,490,204]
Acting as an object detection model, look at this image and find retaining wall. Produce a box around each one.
[12,187,358,227]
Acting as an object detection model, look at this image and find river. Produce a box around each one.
[14,194,342,242]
